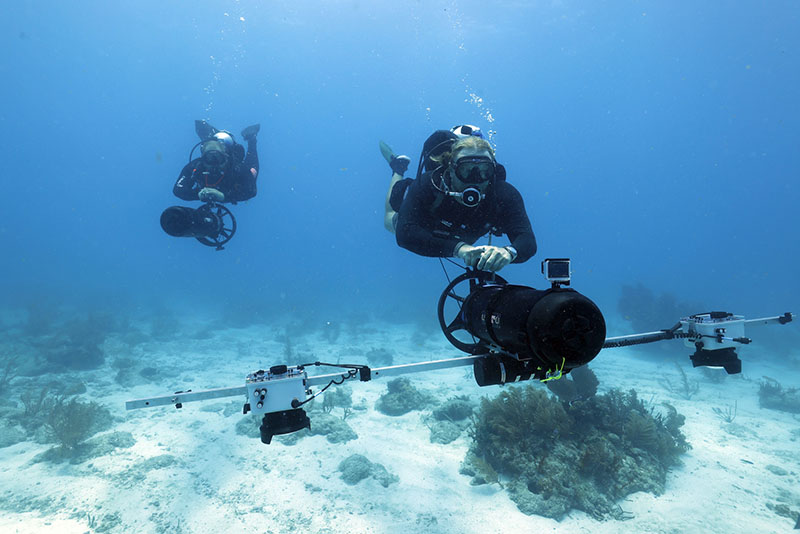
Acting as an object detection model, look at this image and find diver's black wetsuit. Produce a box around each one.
[173,141,259,203]
[395,168,537,262]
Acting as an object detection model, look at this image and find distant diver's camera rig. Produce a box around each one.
[160,200,237,251]
[126,257,794,445]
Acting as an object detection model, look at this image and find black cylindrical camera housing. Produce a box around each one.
[462,285,606,371]
[160,206,221,239]
[473,355,536,386]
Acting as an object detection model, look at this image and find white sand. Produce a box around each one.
[1,319,798,534]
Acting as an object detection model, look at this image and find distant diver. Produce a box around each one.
[380,124,536,272]
[173,119,261,203]
[160,120,260,249]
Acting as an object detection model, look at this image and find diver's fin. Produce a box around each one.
[241,123,260,140]
[195,120,218,140]
[379,140,395,163]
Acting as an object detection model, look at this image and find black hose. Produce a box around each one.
[292,362,370,408]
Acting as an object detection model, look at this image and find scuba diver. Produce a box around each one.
[160,120,260,250]
[380,125,536,272]
[173,120,261,203]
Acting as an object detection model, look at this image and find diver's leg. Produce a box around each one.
[384,172,403,233]
[382,154,411,233]
[243,139,259,173]
[241,124,260,173]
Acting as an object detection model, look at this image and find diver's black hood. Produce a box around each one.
[417,130,459,179]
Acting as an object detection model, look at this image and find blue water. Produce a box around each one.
[3,1,798,324]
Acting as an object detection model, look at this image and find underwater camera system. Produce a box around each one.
[125,259,794,445]
[682,312,769,374]
[160,201,237,251]
[244,366,311,444]
[437,264,607,386]
[542,258,571,287]
[603,311,794,374]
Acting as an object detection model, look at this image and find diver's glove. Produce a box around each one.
[198,187,225,203]
[389,155,411,176]
[456,244,513,272]
[241,124,260,141]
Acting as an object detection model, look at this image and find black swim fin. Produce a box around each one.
[380,140,410,175]
[195,120,218,140]
[241,123,260,140]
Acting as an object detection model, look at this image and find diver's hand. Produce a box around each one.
[457,244,512,271]
[476,246,513,272]
[198,187,225,202]
[456,244,484,267]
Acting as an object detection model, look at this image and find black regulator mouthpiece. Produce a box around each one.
[160,203,237,250]
[438,271,606,386]
[459,187,482,207]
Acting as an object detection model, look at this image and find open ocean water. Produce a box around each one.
[1,2,799,533]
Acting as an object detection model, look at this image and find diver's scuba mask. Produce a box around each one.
[439,156,495,208]
[439,169,487,208]
[200,139,230,169]
[454,156,495,184]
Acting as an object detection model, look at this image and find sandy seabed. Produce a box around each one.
[1,318,798,534]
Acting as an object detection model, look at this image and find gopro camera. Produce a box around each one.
[542,258,571,286]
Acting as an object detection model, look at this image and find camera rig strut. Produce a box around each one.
[126,261,795,444]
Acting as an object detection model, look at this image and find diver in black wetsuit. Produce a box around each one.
[173,120,261,204]
[382,126,536,272]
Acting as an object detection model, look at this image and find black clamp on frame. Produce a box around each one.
[359,366,372,382]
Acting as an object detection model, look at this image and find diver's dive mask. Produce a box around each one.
[454,156,496,184]
[440,165,487,208]
[200,139,229,168]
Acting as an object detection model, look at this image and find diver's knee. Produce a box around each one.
[384,212,398,234]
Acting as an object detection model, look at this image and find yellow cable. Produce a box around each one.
[540,357,566,383]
